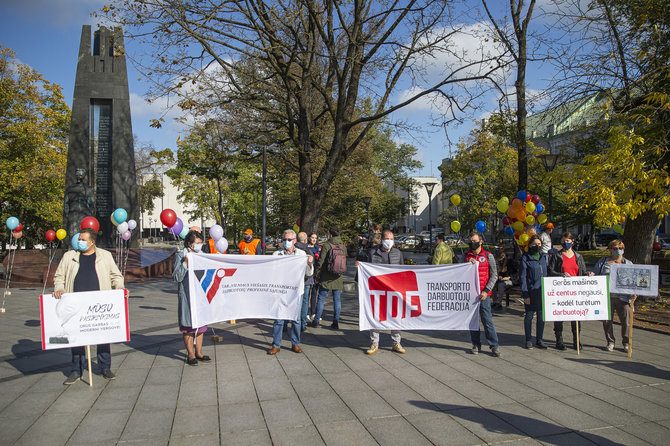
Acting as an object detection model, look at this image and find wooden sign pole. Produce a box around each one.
[86,345,93,387]
[628,304,634,358]
[576,321,580,355]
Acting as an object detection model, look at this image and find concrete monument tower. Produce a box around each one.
[64,25,138,247]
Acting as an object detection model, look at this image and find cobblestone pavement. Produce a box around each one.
[1,262,669,445]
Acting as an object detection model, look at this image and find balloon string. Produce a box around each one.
[2,236,17,309]
[42,242,57,296]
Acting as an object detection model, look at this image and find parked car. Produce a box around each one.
[659,237,670,250]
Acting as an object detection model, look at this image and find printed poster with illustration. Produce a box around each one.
[609,263,659,297]
[542,276,610,321]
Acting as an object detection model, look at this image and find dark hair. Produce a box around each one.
[561,231,574,241]
[80,227,97,242]
[468,231,482,242]
[529,234,542,245]
[329,227,340,237]
[184,230,203,247]
[436,233,445,241]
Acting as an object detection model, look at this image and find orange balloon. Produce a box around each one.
[516,208,527,221]
[511,198,523,209]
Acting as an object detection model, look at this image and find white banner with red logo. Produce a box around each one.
[40,290,129,350]
[358,262,481,331]
[187,253,307,327]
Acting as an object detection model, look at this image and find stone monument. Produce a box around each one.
[63,25,138,247]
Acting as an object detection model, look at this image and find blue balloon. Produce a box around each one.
[505,226,514,236]
[476,220,487,233]
[6,216,19,231]
[71,232,80,250]
[113,208,128,224]
[536,203,544,214]
[517,190,527,201]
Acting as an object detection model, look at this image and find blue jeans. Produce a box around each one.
[315,287,341,323]
[301,284,311,330]
[272,319,301,348]
[470,296,499,347]
[524,308,545,342]
[71,344,111,375]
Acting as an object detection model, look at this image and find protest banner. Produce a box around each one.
[187,253,307,327]
[609,263,659,297]
[542,276,610,322]
[40,289,129,350]
[357,262,480,331]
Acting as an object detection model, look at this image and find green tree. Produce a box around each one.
[0,45,70,247]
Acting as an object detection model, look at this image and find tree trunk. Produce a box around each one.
[300,187,324,235]
[621,208,661,264]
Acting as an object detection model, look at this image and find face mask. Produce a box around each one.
[192,243,203,252]
[528,245,540,255]
[283,240,294,250]
[611,249,624,258]
[561,242,573,250]
[244,235,252,242]
[382,239,394,250]
[469,241,481,251]
[77,241,89,251]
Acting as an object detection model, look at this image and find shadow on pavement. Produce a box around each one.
[565,357,670,381]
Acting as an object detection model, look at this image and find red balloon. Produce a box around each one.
[45,230,56,241]
[13,223,23,233]
[524,191,532,202]
[532,211,539,218]
[514,233,520,239]
[653,242,662,252]
[502,216,511,226]
[80,216,100,232]
[160,209,177,228]
[531,194,541,205]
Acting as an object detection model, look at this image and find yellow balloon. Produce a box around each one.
[496,199,509,213]
[519,233,529,244]
[516,238,525,245]
[500,196,509,205]
[538,214,548,224]
[293,224,300,233]
[451,220,461,233]
[450,194,461,206]
[56,229,67,240]
[526,215,535,226]
[525,201,535,213]
[512,221,524,232]
[527,227,537,235]
[110,213,119,226]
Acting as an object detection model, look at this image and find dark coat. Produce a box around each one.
[315,236,347,290]
[370,246,404,265]
[548,249,587,277]
[519,252,548,311]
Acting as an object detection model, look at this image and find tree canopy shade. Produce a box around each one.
[99,0,505,233]
[0,46,70,246]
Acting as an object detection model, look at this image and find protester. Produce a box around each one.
[294,232,313,331]
[53,228,126,384]
[595,239,637,352]
[306,232,321,322]
[432,233,454,265]
[494,241,512,310]
[238,228,261,255]
[268,229,313,354]
[173,230,211,366]
[465,232,501,357]
[362,230,406,355]
[540,223,554,254]
[548,231,594,350]
[312,227,347,329]
[519,235,549,349]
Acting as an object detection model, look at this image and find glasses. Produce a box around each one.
[282,238,294,242]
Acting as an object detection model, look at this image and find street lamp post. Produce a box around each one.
[223,211,228,237]
[363,196,372,232]
[242,146,273,254]
[539,154,560,223]
[148,217,154,239]
[424,182,437,256]
[412,204,419,237]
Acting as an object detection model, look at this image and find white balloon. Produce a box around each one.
[215,238,228,253]
[209,224,224,241]
[117,222,129,234]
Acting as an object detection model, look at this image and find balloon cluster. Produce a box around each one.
[209,224,229,253]
[5,217,24,240]
[110,208,137,241]
[499,191,548,249]
[160,209,189,239]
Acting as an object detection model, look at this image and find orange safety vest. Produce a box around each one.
[238,238,260,255]
[208,239,218,254]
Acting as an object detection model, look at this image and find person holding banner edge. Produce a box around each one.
[548,231,594,350]
[519,235,549,349]
[268,229,314,354]
[465,232,501,357]
[53,228,126,384]
[595,239,636,352]
[173,230,211,365]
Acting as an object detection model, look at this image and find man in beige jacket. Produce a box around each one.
[53,228,126,384]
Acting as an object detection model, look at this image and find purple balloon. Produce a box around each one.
[209,224,224,241]
[215,238,228,253]
[122,231,132,241]
[169,217,184,236]
[127,219,137,230]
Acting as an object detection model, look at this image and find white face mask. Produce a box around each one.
[283,239,294,250]
[382,239,394,250]
[192,243,203,252]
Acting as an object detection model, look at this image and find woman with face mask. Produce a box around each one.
[548,232,594,350]
[173,230,210,365]
[594,239,637,352]
[519,235,549,349]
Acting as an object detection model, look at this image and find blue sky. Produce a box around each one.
[0,1,555,178]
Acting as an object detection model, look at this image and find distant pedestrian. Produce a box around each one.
[312,227,347,329]
[306,233,321,322]
[494,241,512,310]
[519,235,548,349]
[465,232,501,357]
[173,230,211,366]
[239,228,261,255]
[540,223,554,254]
[295,232,312,331]
[432,233,454,265]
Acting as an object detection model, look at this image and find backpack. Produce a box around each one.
[326,242,347,275]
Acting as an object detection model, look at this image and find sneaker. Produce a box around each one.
[606,342,615,352]
[310,320,320,328]
[63,372,81,385]
[622,343,629,351]
[536,340,548,349]
[330,321,339,329]
[392,343,406,354]
[492,346,501,357]
[470,345,480,355]
[366,344,378,355]
[101,369,116,380]
[574,341,583,350]
[525,341,533,349]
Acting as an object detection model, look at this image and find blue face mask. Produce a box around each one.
[77,241,89,251]
[192,243,203,252]
[283,240,294,250]
[561,242,573,251]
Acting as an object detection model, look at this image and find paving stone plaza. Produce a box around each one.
[1,259,669,445]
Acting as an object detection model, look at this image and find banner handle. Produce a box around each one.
[628,301,634,358]
[86,345,93,387]
[576,321,580,355]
